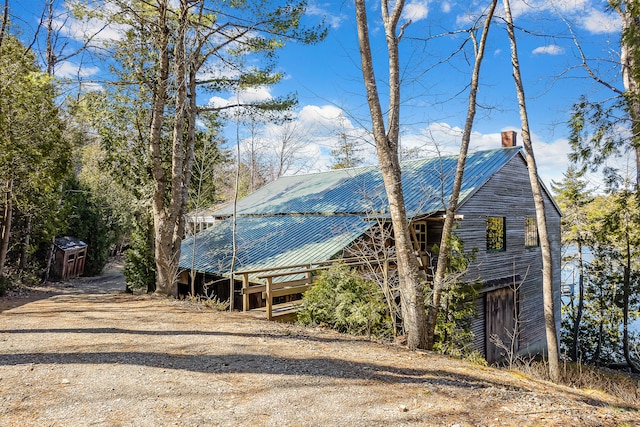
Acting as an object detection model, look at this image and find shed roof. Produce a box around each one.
[54,236,88,251]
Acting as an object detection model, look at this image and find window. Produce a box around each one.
[524,217,539,247]
[486,217,506,252]
[412,221,427,253]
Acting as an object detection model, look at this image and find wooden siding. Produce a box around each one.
[53,245,87,281]
[486,286,517,363]
[455,153,562,360]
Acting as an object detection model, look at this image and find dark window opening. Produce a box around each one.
[486,216,506,252]
[524,217,539,247]
[413,221,427,253]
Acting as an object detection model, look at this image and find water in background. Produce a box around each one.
[561,245,639,335]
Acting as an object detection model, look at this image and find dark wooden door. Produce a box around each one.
[485,287,517,364]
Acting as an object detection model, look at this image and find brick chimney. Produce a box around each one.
[501,130,517,147]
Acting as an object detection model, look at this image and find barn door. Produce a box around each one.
[485,287,517,364]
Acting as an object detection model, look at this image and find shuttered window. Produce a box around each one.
[486,216,506,252]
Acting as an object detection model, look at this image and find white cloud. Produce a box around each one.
[397,124,573,187]
[54,61,100,79]
[402,1,429,22]
[207,86,274,109]
[207,96,230,109]
[54,16,125,44]
[238,87,273,103]
[225,100,576,188]
[547,0,590,12]
[579,8,620,34]
[441,2,451,13]
[306,3,345,29]
[297,105,347,132]
[532,45,564,55]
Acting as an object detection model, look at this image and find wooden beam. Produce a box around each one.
[241,273,249,312]
[263,284,311,299]
[265,276,273,321]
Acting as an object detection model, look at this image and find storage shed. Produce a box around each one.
[53,236,88,281]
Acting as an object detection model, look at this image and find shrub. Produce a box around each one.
[184,295,230,311]
[298,265,393,338]
[431,236,481,359]
[123,216,156,292]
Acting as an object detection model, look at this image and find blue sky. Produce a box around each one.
[203,0,630,189]
[8,0,631,188]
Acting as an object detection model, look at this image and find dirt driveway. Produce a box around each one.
[0,262,638,427]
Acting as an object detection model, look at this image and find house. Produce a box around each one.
[179,131,562,363]
[52,236,88,281]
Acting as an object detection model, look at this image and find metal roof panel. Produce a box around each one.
[179,215,372,281]
[213,147,522,218]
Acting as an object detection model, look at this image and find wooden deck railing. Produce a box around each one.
[234,257,392,320]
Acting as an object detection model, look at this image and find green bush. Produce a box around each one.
[62,178,113,276]
[123,220,156,292]
[298,265,393,338]
[431,235,481,359]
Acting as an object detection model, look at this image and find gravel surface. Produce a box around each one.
[0,262,639,426]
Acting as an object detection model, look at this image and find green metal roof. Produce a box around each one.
[179,215,372,280]
[212,147,522,218]
[179,147,524,279]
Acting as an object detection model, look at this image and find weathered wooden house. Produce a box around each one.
[53,236,88,281]
[179,132,562,363]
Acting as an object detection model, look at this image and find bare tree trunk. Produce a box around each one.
[188,66,200,298]
[0,178,13,277]
[0,0,8,53]
[18,214,31,270]
[618,3,640,187]
[570,240,585,361]
[354,0,427,349]
[230,101,241,311]
[427,0,497,350]
[45,0,55,76]
[593,306,603,364]
[503,0,560,381]
[148,0,173,295]
[146,211,156,293]
[157,0,191,297]
[622,225,639,372]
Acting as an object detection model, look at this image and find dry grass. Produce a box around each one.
[509,358,639,405]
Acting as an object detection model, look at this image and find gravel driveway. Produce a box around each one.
[0,262,638,426]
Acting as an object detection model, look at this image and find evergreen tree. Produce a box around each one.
[551,167,594,362]
[73,0,326,296]
[0,35,71,278]
[331,133,363,169]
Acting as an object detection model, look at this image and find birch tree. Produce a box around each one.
[503,0,560,381]
[426,0,497,350]
[354,0,428,349]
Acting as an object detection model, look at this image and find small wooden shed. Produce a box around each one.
[53,237,88,281]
